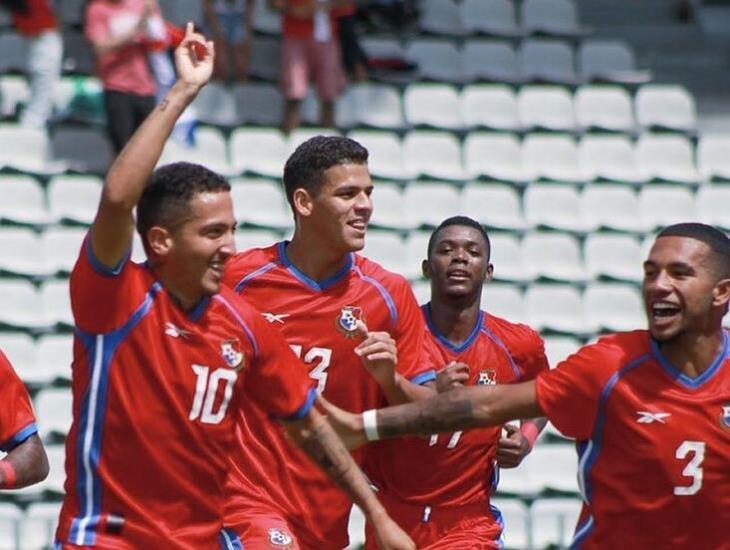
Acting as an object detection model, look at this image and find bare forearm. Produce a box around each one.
[380,374,435,405]
[0,435,48,490]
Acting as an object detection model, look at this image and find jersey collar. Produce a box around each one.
[276,241,353,292]
[650,331,729,389]
[422,303,484,353]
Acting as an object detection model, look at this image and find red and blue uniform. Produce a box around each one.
[365,306,548,549]
[222,242,436,549]
[0,350,38,456]
[55,238,315,549]
[536,330,730,549]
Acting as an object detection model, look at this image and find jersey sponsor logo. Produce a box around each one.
[164,322,192,339]
[478,369,497,385]
[221,339,245,370]
[721,405,730,430]
[267,528,294,547]
[636,411,671,424]
[335,306,364,338]
[262,312,290,324]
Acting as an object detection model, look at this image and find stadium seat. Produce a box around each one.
[490,234,531,282]
[543,336,582,367]
[369,181,412,231]
[696,133,730,181]
[462,40,523,84]
[234,229,282,253]
[48,175,102,225]
[230,178,291,231]
[336,83,404,129]
[41,226,86,276]
[37,333,74,383]
[460,0,523,38]
[584,233,644,282]
[406,39,464,83]
[403,131,467,180]
[20,502,63,550]
[574,85,635,133]
[403,231,430,281]
[41,279,73,328]
[62,29,95,75]
[491,498,529,549]
[523,133,590,182]
[581,184,649,233]
[0,279,46,331]
[526,284,592,334]
[636,85,697,133]
[522,232,587,282]
[0,332,41,385]
[249,37,281,81]
[0,227,47,277]
[44,444,67,493]
[0,174,49,226]
[481,284,526,324]
[530,444,580,493]
[578,134,646,183]
[0,31,28,73]
[578,40,651,84]
[348,130,409,180]
[0,503,22,550]
[159,0,203,26]
[0,123,64,174]
[233,83,283,126]
[418,0,464,36]
[584,283,645,332]
[464,132,536,183]
[35,387,73,440]
[462,183,525,231]
[51,126,114,175]
[192,82,241,128]
[531,498,583,548]
[521,0,589,37]
[0,75,30,117]
[461,84,521,131]
[230,127,289,178]
[404,84,463,130]
[160,127,233,176]
[403,182,462,228]
[360,37,406,60]
[59,0,85,26]
[519,39,578,85]
[696,184,730,230]
[524,183,595,233]
[635,134,700,184]
[361,231,407,273]
[639,185,697,230]
[252,3,281,34]
[410,279,431,305]
[288,127,342,152]
[517,85,576,132]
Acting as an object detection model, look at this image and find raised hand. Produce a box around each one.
[354,321,398,388]
[435,361,470,393]
[173,22,215,90]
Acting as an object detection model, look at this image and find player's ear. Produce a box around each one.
[712,277,730,308]
[485,262,494,283]
[292,188,313,218]
[422,259,431,279]
[147,226,173,257]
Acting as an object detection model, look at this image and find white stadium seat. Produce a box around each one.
[0,503,22,550]
[517,85,576,132]
[696,184,730,230]
[403,182,463,228]
[532,498,583,548]
[21,502,64,550]
[461,85,521,131]
[337,84,404,129]
[419,0,464,36]
[582,184,649,233]
[462,40,522,84]
[543,336,582,367]
[348,130,409,181]
[41,279,73,327]
[230,127,289,178]
[406,39,465,83]
[526,284,593,334]
[574,85,635,133]
[490,234,531,282]
[519,39,578,85]
[524,184,595,233]
[230,178,292,231]
[192,82,242,127]
[521,0,588,37]
[697,133,730,181]
[0,175,49,226]
[464,132,536,183]
[462,183,525,231]
[404,84,463,130]
[522,232,587,282]
[584,283,645,332]
[0,227,48,277]
[523,134,590,183]
[403,131,467,181]
[234,229,282,253]
[578,134,646,184]
[37,333,74,383]
[491,498,529,548]
[0,279,46,331]
[369,181,413,231]
[635,85,697,133]
[35,387,73,440]
[639,185,697,231]
[481,284,526,324]
[42,227,87,275]
[584,233,644,283]
[233,83,283,126]
[159,127,233,177]
[578,40,651,84]
[460,0,523,37]
[361,231,407,274]
[48,175,103,226]
[404,231,430,281]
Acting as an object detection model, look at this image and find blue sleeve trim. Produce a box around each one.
[0,422,38,452]
[85,235,130,277]
[280,387,317,422]
[410,370,437,386]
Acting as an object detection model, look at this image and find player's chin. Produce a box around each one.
[201,272,223,295]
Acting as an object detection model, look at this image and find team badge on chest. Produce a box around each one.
[267,528,294,547]
[721,404,730,431]
[478,369,497,385]
[220,339,244,370]
[336,306,364,338]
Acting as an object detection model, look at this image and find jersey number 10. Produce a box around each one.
[189,365,237,424]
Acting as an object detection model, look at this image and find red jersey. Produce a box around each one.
[55,238,315,549]
[367,306,548,508]
[536,330,730,549]
[11,0,57,36]
[0,350,38,453]
[282,0,339,39]
[222,242,436,548]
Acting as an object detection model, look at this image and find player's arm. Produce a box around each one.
[0,434,48,490]
[283,408,415,550]
[322,381,543,450]
[89,23,214,269]
[495,417,548,469]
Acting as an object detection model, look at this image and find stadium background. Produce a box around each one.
[1,0,730,548]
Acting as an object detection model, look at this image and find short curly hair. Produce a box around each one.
[657,222,730,279]
[427,216,491,260]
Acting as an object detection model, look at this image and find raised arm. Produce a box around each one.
[0,434,49,490]
[283,408,415,550]
[90,23,214,269]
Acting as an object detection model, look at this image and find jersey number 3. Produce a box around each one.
[290,345,332,393]
[673,440,705,496]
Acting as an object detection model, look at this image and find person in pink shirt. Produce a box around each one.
[85,0,159,152]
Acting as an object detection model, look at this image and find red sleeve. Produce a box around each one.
[0,351,37,452]
[242,305,317,420]
[535,339,619,440]
[70,235,147,334]
[512,326,550,381]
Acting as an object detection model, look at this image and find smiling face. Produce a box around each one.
[642,235,724,342]
[424,224,493,301]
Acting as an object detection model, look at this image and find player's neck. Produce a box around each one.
[285,236,350,283]
[429,294,481,346]
[656,328,726,378]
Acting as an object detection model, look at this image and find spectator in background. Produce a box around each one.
[273,0,347,132]
[85,0,159,153]
[1,0,62,128]
[334,1,367,82]
[203,0,255,82]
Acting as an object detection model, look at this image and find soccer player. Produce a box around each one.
[222,136,437,548]
[363,216,548,549]
[54,24,413,550]
[325,222,730,549]
[0,350,49,490]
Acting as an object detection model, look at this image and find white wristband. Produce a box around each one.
[362,409,380,442]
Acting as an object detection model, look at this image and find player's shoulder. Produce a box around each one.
[483,312,543,352]
[225,243,281,287]
[353,253,411,291]
[566,330,651,370]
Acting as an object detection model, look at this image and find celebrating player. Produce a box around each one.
[0,350,49,491]
[362,216,548,549]
[222,136,437,548]
[53,24,413,550]
[325,222,730,549]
